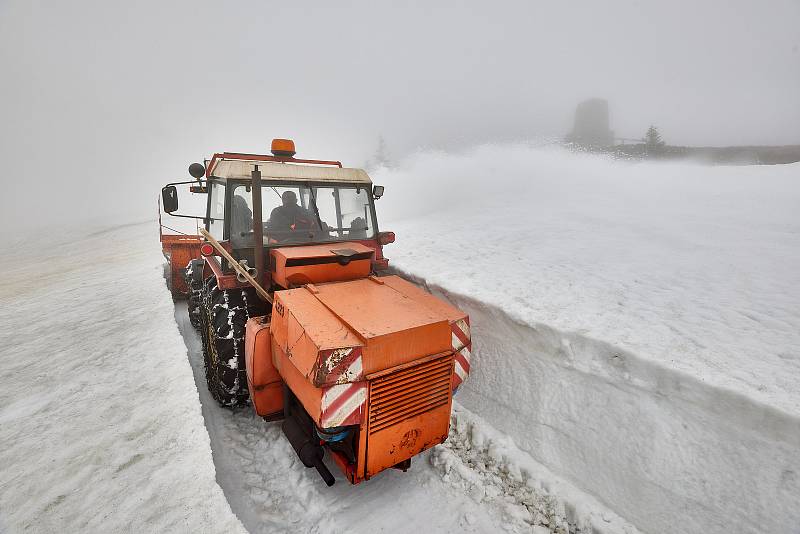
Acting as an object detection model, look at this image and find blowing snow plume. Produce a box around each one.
[373,143,800,534]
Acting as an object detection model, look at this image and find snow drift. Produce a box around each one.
[375,144,800,534]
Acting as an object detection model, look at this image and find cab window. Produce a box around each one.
[207,182,226,240]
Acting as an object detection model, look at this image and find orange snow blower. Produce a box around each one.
[159,139,472,485]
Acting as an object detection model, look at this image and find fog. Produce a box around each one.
[1,0,798,237]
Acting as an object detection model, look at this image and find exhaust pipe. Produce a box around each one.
[281,385,335,486]
[282,416,335,486]
[235,260,257,283]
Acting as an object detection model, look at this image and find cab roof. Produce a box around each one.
[207,155,372,185]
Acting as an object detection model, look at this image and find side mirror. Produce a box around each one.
[373,185,385,200]
[189,162,206,179]
[162,185,179,213]
[377,231,395,245]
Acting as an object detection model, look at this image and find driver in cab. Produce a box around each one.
[267,190,327,242]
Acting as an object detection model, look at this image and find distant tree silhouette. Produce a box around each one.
[645,126,666,151]
[365,135,393,170]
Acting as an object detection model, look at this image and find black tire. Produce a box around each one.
[185,261,203,330]
[198,276,266,407]
[163,262,173,294]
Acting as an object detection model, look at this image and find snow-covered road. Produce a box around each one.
[174,301,636,534]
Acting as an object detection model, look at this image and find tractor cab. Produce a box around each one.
[161,139,393,294]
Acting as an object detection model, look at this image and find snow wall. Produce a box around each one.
[375,144,800,534]
[0,225,245,533]
[426,286,800,534]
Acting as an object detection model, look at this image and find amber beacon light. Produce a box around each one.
[271,138,297,157]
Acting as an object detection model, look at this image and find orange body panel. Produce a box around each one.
[260,275,466,483]
[312,278,451,373]
[364,353,453,478]
[160,234,202,296]
[271,288,363,385]
[272,341,325,422]
[270,242,374,288]
[270,276,451,383]
[269,339,454,483]
[381,276,473,390]
[244,317,284,417]
[381,276,467,323]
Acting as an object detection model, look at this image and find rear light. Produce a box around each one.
[378,231,395,245]
[200,243,215,256]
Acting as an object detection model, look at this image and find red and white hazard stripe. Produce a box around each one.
[316,346,364,386]
[320,381,367,428]
[451,317,472,390]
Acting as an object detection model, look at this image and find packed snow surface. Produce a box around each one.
[375,144,800,533]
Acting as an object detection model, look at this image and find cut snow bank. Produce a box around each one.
[428,286,800,534]
[0,224,244,533]
[375,144,800,533]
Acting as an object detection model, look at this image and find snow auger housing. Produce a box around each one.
[159,139,472,485]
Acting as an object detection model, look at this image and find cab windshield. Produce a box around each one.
[229,183,375,248]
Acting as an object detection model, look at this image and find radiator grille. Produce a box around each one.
[368,355,452,434]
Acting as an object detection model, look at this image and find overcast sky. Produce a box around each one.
[1,0,798,236]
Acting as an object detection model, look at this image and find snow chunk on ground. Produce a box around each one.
[432,404,639,534]
[0,224,244,533]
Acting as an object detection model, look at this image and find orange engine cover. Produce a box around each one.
[270,242,374,288]
[254,274,472,483]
